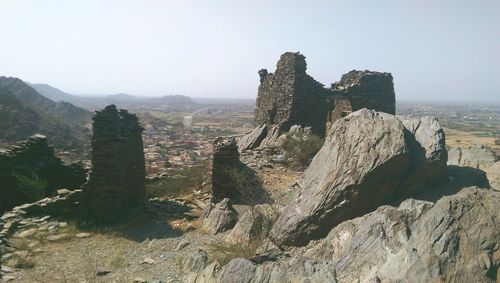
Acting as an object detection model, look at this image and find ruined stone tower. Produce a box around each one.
[211,137,240,201]
[255,52,330,137]
[85,105,145,222]
[253,52,396,139]
[326,70,396,133]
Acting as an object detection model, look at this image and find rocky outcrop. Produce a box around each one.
[398,116,448,194]
[0,135,86,213]
[202,198,238,235]
[448,145,500,191]
[270,109,447,246]
[193,188,500,283]
[270,109,410,246]
[448,144,499,170]
[254,52,329,137]
[225,204,278,245]
[84,105,146,223]
[238,124,267,153]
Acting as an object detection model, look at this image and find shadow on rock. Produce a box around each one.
[227,161,271,206]
[396,165,491,203]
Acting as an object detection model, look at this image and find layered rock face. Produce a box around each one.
[254,52,329,136]
[84,105,146,222]
[270,109,447,246]
[0,135,86,212]
[193,188,500,283]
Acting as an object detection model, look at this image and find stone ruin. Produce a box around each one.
[0,134,86,213]
[255,52,329,137]
[211,137,240,202]
[84,105,146,223]
[326,70,395,134]
[244,52,396,149]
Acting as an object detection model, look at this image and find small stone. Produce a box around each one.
[1,265,16,273]
[141,257,156,265]
[16,228,37,238]
[75,232,91,238]
[96,270,111,276]
[57,188,71,196]
[175,239,190,251]
[14,250,29,259]
[2,253,14,261]
[2,275,17,281]
[58,222,68,228]
[134,277,147,283]
[47,234,69,242]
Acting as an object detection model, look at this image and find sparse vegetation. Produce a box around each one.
[282,133,324,168]
[12,169,48,202]
[146,160,210,198]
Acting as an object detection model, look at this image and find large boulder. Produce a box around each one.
[238,124,268,152]
[270,109,411,246]
[202,198,238,235]
[193,188,500,283]
[225,204,278,245]
[398,116,448,194]
[270,109,448,247]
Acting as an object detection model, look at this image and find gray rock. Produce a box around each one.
[485,161,500,191]
[398,115,448,194]
[270,109,410,246]
[202,198,238,235]
[447,145,499,170]
[182,249,209,273]
[238,124,268,152]
[194,188,499,283]
[225,204,278,245]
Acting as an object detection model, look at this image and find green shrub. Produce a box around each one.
[12,169,47,202]
[282,133,324,168]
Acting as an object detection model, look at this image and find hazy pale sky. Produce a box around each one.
[1,0,499,102]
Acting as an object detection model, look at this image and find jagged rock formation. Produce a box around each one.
[0,76,91,150]
[192,188,499,283]
[237,124,267,152]
[448,145,500,191]
[326,70,395,133]
[269,109,447,246]
[240,52,396,151]
[448,144,499,170]
[254,52,329,137]
[224,204,278,245]
[84,105,146,223]
[201,198,238,235]
[0,135,86,212]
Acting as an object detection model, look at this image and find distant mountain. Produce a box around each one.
[0,76,91,151]
[30,82,196,111]
[29,83,76,103]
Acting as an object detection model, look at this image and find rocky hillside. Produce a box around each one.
[0,77,91,151]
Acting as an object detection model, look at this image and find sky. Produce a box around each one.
[0,0,499,102]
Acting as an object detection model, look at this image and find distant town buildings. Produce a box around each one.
[183,116,193,128]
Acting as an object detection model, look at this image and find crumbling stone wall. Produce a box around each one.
[255,52,329,137]
[0,134,86,212]
[85,105,145,222]
[327,70,395,133]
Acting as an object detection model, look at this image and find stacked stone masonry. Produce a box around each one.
[254,52,396,138]
[84,105,146,222]
[211,137,240,201]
